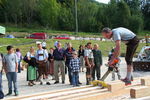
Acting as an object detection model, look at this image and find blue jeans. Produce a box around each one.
[18,60,21,73]
[72,72,79,86]
[6,72,18,93]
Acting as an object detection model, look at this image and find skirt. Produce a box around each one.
[27,66,37,81]
[47,60,54,75]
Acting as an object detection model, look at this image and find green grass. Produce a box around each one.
[2,25,100,38]
[1,24,149,39]
[0,38,33,46]
[0,38,146,56]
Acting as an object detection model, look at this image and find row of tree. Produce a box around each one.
[0,0,149,34]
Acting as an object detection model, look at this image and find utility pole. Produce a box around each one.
[75,0,78,34]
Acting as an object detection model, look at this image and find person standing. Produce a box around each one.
[108,48,121,81]
[92,44,102,80]
[64,43,75,85]
[53,42,65,84]
[0,53,4,99]
[15,48,22,73]
[78,45,85,72]
[69,51,80,87]
[36,42,48,85]
[42,42,50,85]
[3,46,19,96]
[48,48,54,80]
[101,27,139,85]
[27,47,37,86]
[84,42,94,85]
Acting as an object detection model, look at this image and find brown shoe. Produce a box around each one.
[31,81,36,85]
[28,82,33,86]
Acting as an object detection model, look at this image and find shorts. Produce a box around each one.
[125,36,139,65]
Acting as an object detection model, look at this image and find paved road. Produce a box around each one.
[2,57,150,99]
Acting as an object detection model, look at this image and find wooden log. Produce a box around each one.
[141,77,150,86]
[130,86,150,98]
[107,81,125,92]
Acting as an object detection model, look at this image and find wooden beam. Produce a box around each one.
[107,81,125,92]
[141,77,150,86]
[130,86,150,98]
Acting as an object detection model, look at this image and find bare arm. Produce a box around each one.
[109,40,121,65]
[113,40,121,59]
[16,62,18,72]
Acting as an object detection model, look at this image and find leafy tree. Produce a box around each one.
[58,4,74,31]
[128,15,143,33]
[38,0,60,29]
[115,1,131,28]
[142,3,150,30]
[77,0,99,32]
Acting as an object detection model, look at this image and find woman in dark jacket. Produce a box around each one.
[78,45,85,72]
[48,48,54,79]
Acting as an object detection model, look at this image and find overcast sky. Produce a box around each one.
[95,0,110,4]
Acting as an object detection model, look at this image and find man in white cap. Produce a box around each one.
[36,42,48,85]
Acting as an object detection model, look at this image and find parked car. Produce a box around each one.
[53,34,75,40]
[27,33,48,39]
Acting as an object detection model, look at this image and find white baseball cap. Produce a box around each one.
[36,41,42,44]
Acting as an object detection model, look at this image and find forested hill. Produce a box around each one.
[0,0,149,34]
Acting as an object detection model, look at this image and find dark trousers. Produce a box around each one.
[6,72,18,93]
[72,72,79,86]
[66,63,72,84]
[92,65,101,80]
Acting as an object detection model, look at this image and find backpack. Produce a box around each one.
[23,54,29,63]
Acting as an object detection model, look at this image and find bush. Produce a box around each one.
[128,15,143,34]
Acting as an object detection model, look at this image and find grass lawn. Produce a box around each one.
[0,38,146,57]
[1,25,149,38]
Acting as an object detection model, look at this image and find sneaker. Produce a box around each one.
[62,81,65,84]
[86,82,89,85]
[125,80,132,86]
[54,81,59,84]
[78,82,82,84]
[121,77,133,82]
[15,92,19,96]
[46,82,51,85]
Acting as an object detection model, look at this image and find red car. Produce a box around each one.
[27,33,48,39]
[53,35,71,40]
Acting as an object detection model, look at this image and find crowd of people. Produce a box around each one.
[0,41,104,97]
[0,27,139,99]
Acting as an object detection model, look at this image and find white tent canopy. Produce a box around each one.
[0,26,5,35]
